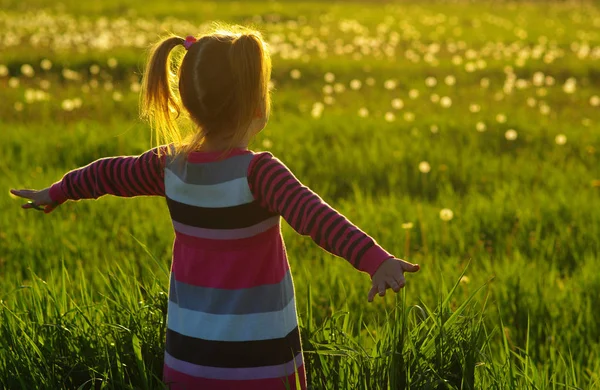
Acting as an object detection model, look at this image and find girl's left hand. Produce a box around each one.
[368,258,420,302]
[10,187,59,214]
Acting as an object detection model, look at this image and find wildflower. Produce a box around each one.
[20,64,34,77]
[40,59,52,71]
[460,275,470,284]
[384,79,397,90]
[391,98,404,110]
[439,208,454,221]
[323,96,335,105]
[425,76,437,87]
[402,222,414,229]
[8,77,19,88]
[440,96,452,108]
[408,89,419,99]
[403,112,415,122]
[418,161,431,173]
[324,72,335,83]
[444,75,456,86]
[526,97,537,107]
[107,57,118,69]
[469,104,481,113]
[430,94,440,103]
[322,85,333,95]
[349,79,362,90]
[562,78,576,94]
[311,102,324,118]
[89,64,100,75]
[555,134,567,145]
[290,69,301,79]
[590,95,600,107]
[333,83,345,93]
[365,77,375,86]
[262,139,273,148]
[384,112,396,122]
[112,91,123,102]
[505,129,518,141]
[61,99,75,111]
[430,125,439,134]
[0,64,8,77]
[480,77,490,88]
[476,122,486,132]
[358,107,369,118]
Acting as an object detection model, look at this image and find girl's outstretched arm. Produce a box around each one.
[248,152,420,302]
[11,146,167,213]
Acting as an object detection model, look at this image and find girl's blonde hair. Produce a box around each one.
[140,24,272,157]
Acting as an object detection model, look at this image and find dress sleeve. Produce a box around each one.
[48,146,167,205]
[247,152,393,277]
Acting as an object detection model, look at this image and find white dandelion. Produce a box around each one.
[505,129,518,141]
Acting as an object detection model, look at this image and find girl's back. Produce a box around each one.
[164,148,304,389]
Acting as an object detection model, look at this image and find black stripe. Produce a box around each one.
[270,168,293,199]
[331,226,350,254]
[66,171,85,199]
[166,197,277,229]
[286,191,313,226]
[262,166,289,195]
[346,235,367,266]
[91,159,109,196]
[135,154,154,194]
[165,327,302,368]
[314,209,338,245]
[354,241,375,270]
[112,159,134,196]
[306,207,332,239]
[291,191,317,228]
[274,182,303,213]
[123,158,147,196]
[323,215,345,242]
[80,165,96,198]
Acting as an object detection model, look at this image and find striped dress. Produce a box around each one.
[49,146,394,390]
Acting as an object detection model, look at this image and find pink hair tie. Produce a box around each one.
[184,35,197,50]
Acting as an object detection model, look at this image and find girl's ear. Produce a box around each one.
[254,106,265,118]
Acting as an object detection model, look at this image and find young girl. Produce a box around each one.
[11,25,420,390]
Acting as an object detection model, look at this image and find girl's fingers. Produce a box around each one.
[378,281,386,297]
[401,261,420,273]
[367,285,378,302]
[387,277,401,292]
[11,189,37,199]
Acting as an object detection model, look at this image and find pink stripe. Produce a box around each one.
[187,148,252,163]
[173,216,280,240]
[164,352,303,380]
[163,363,306,390]
[171,233,289,289]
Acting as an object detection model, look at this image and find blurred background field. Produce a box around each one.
[1,0,599,388]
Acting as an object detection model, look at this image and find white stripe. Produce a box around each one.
[167,298,298,342]
[165,168,254,208]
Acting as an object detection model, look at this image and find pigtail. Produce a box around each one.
[140,36,185,156]
[229,33,272,145]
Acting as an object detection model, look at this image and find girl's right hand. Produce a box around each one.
[10,187,59,214]
[368,258,420,302]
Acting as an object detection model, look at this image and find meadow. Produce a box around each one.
[1,0,600,388]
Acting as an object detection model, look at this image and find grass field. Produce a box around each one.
[1,0,600,388]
